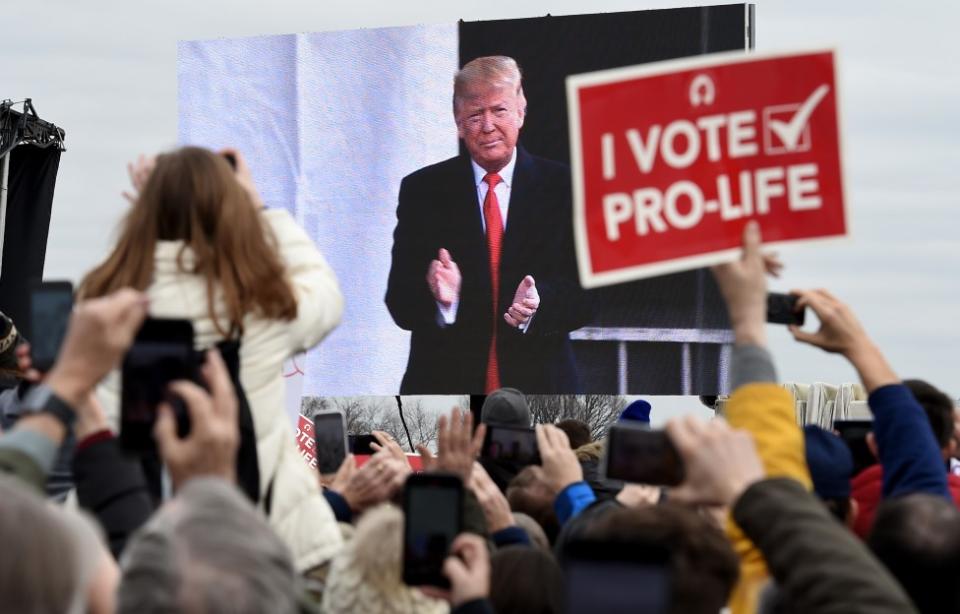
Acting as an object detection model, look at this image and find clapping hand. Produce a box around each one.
[504,275,539,329]
[427,248,462,307]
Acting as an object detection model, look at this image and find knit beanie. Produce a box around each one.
[804,425,854,499]
[481,388,531,427]
[619,399,652,424]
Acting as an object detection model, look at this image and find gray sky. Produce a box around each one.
[4,0,958,413]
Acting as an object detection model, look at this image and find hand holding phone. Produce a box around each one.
[443,533,491,607]
[767,292,806,326]
[153,349,240,490]
[120,318,199,454]
[403,473,463,588]
[536,424,584,493]
[602,423,685,486]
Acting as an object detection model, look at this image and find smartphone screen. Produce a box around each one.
[564,541,671,614]
[120,319,197,454]
[28,281,74,372]
[602,424,685,486]
[314,412,347,474]
[403,474,463,588]
[481,424,539,465]
[834,420,876,476]
[767,292,806,326]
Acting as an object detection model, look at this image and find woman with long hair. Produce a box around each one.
[81,146,344,571]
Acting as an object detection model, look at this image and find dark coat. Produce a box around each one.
[385,147,592,394]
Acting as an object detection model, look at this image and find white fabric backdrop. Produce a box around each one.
[178,24,458,396]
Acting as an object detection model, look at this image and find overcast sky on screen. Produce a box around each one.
[3,0,958,417]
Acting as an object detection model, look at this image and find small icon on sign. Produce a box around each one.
[763,84,830,155]
[689,74,715,107]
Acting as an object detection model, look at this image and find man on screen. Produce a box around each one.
[385,56,592,394]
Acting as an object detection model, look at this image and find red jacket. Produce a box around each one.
[851,464,960,539]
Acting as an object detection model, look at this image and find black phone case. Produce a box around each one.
[402,473,463,588]
[766,292,806,326]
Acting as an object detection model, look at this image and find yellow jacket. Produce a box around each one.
[724,383,812,614]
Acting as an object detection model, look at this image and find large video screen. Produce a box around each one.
[178,5,751,395]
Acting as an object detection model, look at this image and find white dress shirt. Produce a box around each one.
[437,150,529,331]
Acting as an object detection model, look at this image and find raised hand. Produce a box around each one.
[218,147,266,210]
[665,415,765,507]
[469,462,515,532]
[122,154,156,204]
[417,407,485,482]
[504,275,540,329]
[338,451,409,513]
[788,289,897,392]
[535,424,583,494]
[789,289,871,357]
[427,248,462,307]
[443,533,491,607]
[710,221,776,346]
[46,288,149,407]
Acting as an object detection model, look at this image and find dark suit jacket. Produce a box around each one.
[385,147,592,394]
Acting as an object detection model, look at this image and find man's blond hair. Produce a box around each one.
[453,55,527,116]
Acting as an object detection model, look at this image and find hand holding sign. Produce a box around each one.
[427,248,461,307]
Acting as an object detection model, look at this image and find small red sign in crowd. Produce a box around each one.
[567,49,847,287]
[296,414,424,471]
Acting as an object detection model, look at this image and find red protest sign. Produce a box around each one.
[566,49,847,287]
[295,414,318,470]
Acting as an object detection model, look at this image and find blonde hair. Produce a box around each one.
[453,55,527,116]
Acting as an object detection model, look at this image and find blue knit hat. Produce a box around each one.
[619,399,652,424]
[804,425,853,499]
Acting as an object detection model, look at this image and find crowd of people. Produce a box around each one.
[0,143,958,614]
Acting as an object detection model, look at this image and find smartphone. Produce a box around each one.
[481,424,540,465]
[27,280,74,372]
[120,318,198,454]
[563,538,671,614]
[402,473,463,588]
[834,420,876,476]
[767,292,805,326]
[601,423,685,486]
[349,434,378,455]
[314,411,348,474]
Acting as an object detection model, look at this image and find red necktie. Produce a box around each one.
[483,173,504,393]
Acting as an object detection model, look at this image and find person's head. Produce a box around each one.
[118,478,299,614]
[490,546,564,614]
[79,146,297,336]
[563,504,739,614]
[556,419,592,450]
[868,494,960,614]
[481,387,531,427]
[322,504,447,614]
[506,466,561,543]
[512,512,551,551]
[0,475,117,614]
[453,56,526,173]
[903,379,957,460]
[803,425,858,527]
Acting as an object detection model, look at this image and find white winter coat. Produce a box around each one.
[97,209,344,571]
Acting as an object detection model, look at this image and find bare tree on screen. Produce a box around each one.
[525,395,627,440]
